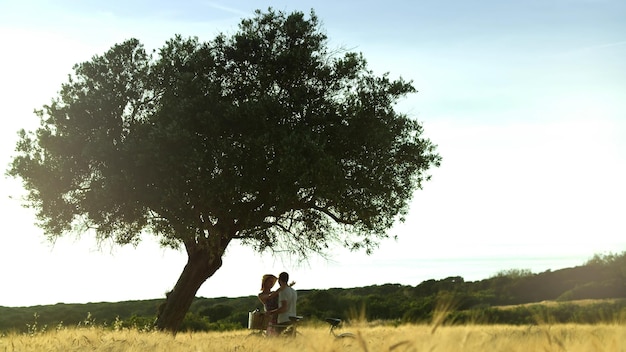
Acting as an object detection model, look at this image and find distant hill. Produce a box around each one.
[2,252,624,332]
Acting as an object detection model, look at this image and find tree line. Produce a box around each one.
[2,252,624,333]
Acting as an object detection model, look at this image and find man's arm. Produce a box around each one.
[271,299,288,315]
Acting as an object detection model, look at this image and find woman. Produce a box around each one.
[258,274,280,335]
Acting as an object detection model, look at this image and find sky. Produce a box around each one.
[0,0,625,308]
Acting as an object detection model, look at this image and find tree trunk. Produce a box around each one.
[155,238,230,333]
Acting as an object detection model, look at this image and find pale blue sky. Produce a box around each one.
[1,1,624,307]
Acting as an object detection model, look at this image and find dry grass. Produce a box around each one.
[1,323,624,351]
[496,299,621,310]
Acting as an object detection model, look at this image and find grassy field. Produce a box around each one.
[1,322,624,351]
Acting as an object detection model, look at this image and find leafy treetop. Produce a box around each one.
[8,8,440,259]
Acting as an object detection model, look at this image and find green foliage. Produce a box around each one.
[402,296,436,323]
[7,7,440,258]
[199,304,234,321]
[178,312,210,332]
[116,315,155,332]
[493,268,534,279]
[585,252,626,266]
[450,300,626,325]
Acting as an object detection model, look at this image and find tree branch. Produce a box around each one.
[309,203,355,225]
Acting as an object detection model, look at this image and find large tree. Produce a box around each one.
[8,9,440,332]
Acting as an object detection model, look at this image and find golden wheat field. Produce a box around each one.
[1,323,624,352]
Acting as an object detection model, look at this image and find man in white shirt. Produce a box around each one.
[269,271,297,333]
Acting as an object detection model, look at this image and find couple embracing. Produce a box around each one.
[258,272,297,336]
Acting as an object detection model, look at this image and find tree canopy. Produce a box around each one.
[7,8,440,332]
